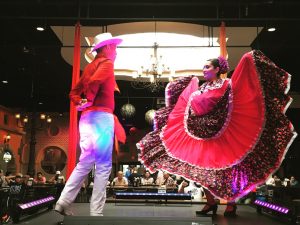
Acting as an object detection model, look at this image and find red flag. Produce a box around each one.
[67,22,81,179]
[220,21,227,58]
[219,21,227,78]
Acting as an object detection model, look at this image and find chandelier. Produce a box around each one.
[131,42,172,92]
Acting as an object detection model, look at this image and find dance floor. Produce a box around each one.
[12,203,289,225]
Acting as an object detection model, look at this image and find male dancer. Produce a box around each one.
[55,33,125,216]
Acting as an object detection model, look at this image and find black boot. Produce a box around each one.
[196,204,218,216]
[224,204,237,217]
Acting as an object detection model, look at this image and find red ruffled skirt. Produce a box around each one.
[137,50,297,200]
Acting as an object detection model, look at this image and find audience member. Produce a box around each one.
[274,175,282,186]
[283,177,290,187]
[34,172,46,184]
[128,167,140,186]
[266,175,281,186]
[49,171,65,184]
[161,172,175,187]
[141,171,154,185]
[178,180,203,200]
[0,169,8,187]
[5,173,30,187]
[137,165,146,176]
[124,167,132,180]
[290,176,299,187]
[155,170,164,186]
[112,171,128,187]
[4,171,14,184]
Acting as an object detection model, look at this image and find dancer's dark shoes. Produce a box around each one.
[196,204,218,215]
[224,204,237,217]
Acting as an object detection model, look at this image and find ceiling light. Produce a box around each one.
[2,80,8,84]
[267,27,276,32]
[38,102,43,105]
[23,46,30,53]
[132,42,171,92]
[36,26,45,31]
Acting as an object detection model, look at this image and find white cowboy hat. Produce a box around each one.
[91,32,122,52]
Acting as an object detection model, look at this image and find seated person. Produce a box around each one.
[48,171,65,184]
[175,175,184,185]
[128,167,140,186]
[137,165,146,177]
[141,171,154,185]
[178,179,203,200]
[4,171,14,185]
[266,175,281,186]
[283,177,290,187]
[155,170,164,186]
[5,173,24,185]
[34,172,46,184]
[274,175,282,186]
[161,172,176,187]
[6,173,30,192]
[124,167,132,180]
[178,179,189,193]
[112,171,128,187]
[0,169,8,187]
[290,176,299,187]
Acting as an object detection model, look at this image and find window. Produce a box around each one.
[41,146,67,174]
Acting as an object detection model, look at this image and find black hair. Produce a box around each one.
[207,57,229,77]
[207,58,221,77]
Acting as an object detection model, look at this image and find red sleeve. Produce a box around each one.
[89,60,114,85]
[69,78,84,105]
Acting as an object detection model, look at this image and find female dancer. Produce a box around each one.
[137,50,297,216]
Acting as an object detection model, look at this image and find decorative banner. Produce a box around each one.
[220,21,227,58]
[219,21,227,78]
[67,22,81,179]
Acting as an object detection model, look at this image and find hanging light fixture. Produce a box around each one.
[120,103,136,119]
[131,22,172,92]
[131,42,172,92]
[145,109,156,125]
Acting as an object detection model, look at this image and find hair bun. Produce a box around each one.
[218,56,229,74]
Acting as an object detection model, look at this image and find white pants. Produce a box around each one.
[57,111,114,215]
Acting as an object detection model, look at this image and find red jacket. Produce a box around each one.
[69,54,126,144]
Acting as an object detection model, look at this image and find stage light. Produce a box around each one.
[18,196,55,210]
[36,26,45,31]
[267,27,276,32]
[254,200,289,214]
